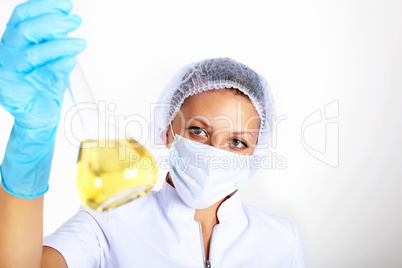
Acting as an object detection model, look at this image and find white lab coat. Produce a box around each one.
[44,179,305,267]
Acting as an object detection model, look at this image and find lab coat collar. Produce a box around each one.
[158,173,248,224]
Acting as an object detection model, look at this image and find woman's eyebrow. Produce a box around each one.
[188,117,211,128]
[232,131,257,139]
[188,117,257,139]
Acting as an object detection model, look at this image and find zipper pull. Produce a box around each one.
[205,260,211,268]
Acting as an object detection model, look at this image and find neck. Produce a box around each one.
[166,173,231,226]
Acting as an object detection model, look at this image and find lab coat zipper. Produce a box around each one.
[207,225,218,268]
[197,221,216,268]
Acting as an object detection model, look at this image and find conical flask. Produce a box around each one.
[68,62,158,211]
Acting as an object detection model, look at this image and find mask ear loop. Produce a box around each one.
[169,124,180,147]
[170,124,175,137]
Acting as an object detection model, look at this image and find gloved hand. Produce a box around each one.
[0,0,86,198]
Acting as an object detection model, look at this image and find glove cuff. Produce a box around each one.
[0,169,49,199]
[0,123,58,198]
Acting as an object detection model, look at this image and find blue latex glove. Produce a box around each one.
[0,0,86,198]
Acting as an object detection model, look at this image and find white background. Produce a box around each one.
[0,0,401,267]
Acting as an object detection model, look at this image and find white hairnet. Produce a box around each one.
[152,57,275,177]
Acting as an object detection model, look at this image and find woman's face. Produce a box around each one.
[166,88,260,155]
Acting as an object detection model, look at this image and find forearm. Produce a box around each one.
[0,183,44,268]
[0,125,52,267]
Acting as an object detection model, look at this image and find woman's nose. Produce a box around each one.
[209,133,227,150]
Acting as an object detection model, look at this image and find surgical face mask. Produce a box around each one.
[167,126,253,209]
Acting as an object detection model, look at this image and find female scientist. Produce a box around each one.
[0,0,304,267]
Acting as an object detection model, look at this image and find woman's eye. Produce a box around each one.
[230,139,248,149]
[188,127,207,137]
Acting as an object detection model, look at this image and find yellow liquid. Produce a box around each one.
[76,139,158,211]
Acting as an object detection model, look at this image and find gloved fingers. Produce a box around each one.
[28,56,76,97]
[0,38,86,73]
[27,38,86,71]
[0,56,76,117]
[2,13,82,47]
[7,0,73,26]
[42,56,77,76]
[0,69,66,129]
